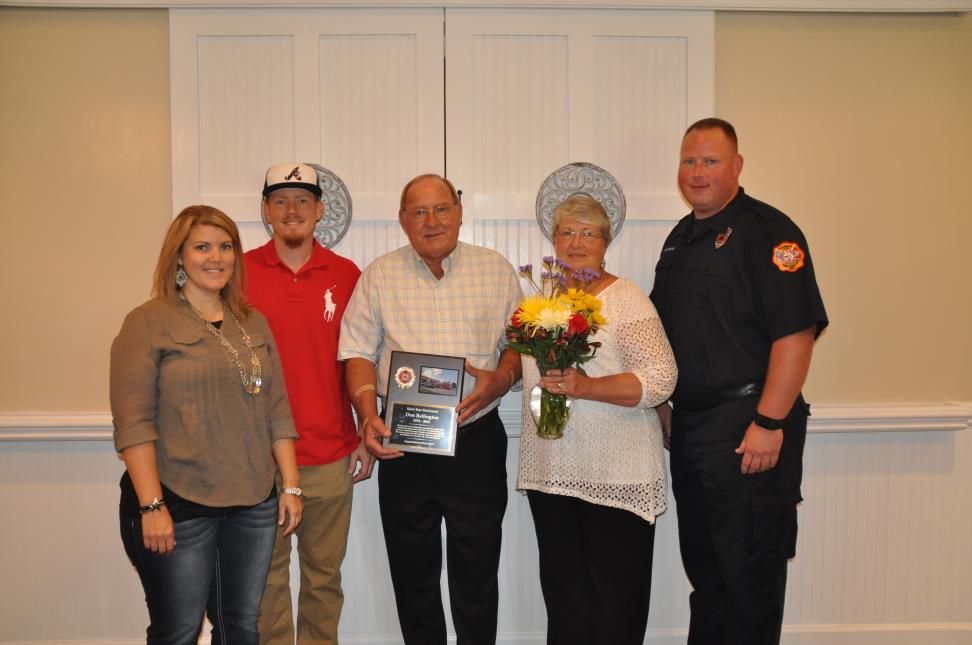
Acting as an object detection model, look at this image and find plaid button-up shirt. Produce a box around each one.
[338,241,523,423]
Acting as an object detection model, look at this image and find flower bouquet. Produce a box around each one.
[506,256,606,439]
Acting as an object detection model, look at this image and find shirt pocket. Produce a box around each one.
[651,253,677,301]
[459,301,503,358]
[698,250,737,312]
[166,328,207,362]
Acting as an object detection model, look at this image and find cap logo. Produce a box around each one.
[284,166,302,181]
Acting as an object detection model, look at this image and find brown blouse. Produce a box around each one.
[110,297,297,507]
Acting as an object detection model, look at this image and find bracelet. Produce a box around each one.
[753,411,784,431]
[138,497,166,515]
[353,383,376,399]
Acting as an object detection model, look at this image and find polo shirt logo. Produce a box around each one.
[323,285,337,322]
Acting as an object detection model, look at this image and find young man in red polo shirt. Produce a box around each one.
[246,163,372,645]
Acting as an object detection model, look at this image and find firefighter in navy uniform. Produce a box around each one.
[650,118,828,645]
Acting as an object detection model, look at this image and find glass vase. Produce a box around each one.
[529,385,573,440]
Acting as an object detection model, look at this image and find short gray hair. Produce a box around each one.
[551,194,611,244]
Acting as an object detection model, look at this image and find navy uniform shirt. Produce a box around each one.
[649,187,828,406]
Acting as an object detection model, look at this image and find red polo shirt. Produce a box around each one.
[245,240,361,466]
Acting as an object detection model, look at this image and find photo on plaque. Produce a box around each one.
[418,366,460,396]
[383,351,466,456]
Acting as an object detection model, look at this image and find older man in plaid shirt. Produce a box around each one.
[339,173,522,645]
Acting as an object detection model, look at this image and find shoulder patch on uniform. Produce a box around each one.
[772,241,805,272]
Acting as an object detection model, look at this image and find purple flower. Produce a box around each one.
[555,258,570,271]
[542,255,555,265]
[518,264,533,275]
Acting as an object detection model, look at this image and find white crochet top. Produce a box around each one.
[516,279,678,523]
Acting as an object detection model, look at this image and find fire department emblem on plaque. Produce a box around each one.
[395,366,416,390]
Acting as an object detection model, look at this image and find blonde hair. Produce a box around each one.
[152,205,250,319]
[552,194,611,244]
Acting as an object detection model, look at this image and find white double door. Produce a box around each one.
[171,7,712,229]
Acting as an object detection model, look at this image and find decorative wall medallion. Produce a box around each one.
[535,162,626,242]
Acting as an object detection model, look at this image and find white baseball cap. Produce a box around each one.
[262,163,322,198]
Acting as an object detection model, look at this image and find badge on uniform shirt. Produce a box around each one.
[395,365,416,389]
[773,241,806,272]
[714,227,733,249]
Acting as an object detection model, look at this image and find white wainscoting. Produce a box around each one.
[1,401,969,644]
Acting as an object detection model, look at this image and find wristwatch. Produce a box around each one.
[753,412,784,431]
[279,487,303,497]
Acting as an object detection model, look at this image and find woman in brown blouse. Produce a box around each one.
[111,205,302,644]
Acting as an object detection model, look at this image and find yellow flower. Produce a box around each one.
[514,296,548,328]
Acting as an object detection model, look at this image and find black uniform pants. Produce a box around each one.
[377,408,508,645]
[527,490,656,645]
[670,397,804,645]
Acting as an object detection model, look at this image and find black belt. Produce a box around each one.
[675,382,761,413]
[458,406,500,435]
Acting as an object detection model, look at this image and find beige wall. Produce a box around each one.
[715,11,972,402]
[0,8,969,411]
[0,8,171,411]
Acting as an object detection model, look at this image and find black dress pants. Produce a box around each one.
[378,409,508,645]
[527,490,656,645]
[670,397,805,645]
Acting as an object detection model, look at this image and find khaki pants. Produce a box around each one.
[259,457,353,645]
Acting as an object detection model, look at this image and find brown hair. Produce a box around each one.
[152,205,250,319]
[399,174,461,211]
[684,117,738,150]
[552,194,612,244]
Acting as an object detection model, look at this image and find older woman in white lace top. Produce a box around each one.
[517,194,677,645]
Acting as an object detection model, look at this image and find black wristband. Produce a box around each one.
[138,498,166,514]
[753,412,784,431]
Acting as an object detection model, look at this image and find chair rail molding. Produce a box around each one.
[2,402,968,441]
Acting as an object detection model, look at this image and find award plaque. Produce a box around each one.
[383,351,466,456]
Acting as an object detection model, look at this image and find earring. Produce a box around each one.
[600,259,606,270]
[175,265,187,288]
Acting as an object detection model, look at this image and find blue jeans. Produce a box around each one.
[120,496,278,645]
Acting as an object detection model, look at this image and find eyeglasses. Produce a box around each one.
[555,229,603,242]
[405,204,458,221]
